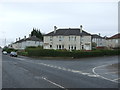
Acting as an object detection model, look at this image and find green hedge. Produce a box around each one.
[25,48,120,58]
[26,48,72,57]
[17,51,28,56]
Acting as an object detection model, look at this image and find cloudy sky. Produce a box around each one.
[0,0,118,47]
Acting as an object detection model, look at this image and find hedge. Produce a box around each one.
[26,48,72,57]
[25,48,120,58]
[17,51,28,56]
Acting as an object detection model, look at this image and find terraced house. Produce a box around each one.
[8,35,43,50]
[92,34,107,47]
[106,33,120,48]
[44,25,92,50]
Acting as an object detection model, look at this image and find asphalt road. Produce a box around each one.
[2,54,119,88]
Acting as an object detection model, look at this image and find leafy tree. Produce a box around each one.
[31,28,43,40]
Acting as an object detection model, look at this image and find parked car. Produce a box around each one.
[10,51,17,57]
[3,51,7,55]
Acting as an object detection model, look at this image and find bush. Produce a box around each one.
[25,48,120,58]
[26,48,72,57]
[17,51,28,56]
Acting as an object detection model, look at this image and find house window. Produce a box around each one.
[59,36,61,41]
[50,36,53,41]
[71,46,73,50]
[50,45,52,48]
[69,36,70,41]
[74,37,76,41]
[57,45,58,49]
[81,37,83,42]
[116,40,118,43]
[62,45,64,49]
[59,45,61,49]
[69,36,76,41]
[82,45,84,50]
[69,45,70,50]
[59,36,64,41]
[74,45,76,50]
[74,46,76,50]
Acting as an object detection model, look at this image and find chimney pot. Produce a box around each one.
[54,26,57,33]
[29,34,31,37]
[19,37,20,40]
[24,36,26,39]
[16,38,17,41]
[99,33,100,36]
[80,25,83,33]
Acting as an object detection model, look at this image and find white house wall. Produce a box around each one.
[44,35,92,50]
[106,39,120,48]
[11,41,43,50]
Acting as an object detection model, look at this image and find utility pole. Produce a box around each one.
[4,38,6,47]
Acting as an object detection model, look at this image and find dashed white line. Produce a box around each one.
[19,67,29,72]
[41,77,67,90]
[16,57,100,77]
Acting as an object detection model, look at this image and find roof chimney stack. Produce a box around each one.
[16,38,17,42]
[54,26,57,33]
[99,33,100,36]
[80,25,83,33]
[24,36,26,40]
[29,34,31,38]
[19,37,20,41]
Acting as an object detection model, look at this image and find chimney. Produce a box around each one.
[19,37,20,41]
[98,33,100,36]
[54,26,57,33]
[29,34,31,37]
[24,36,26,40]
[80,25,83,33]
[16,38,17,42]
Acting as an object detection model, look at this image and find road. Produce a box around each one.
[2,54,119,89]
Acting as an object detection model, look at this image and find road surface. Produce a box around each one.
[2,55,119,89]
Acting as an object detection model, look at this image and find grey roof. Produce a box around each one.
[15,36,42,44]
[92,34,103,39]
[44,28,91,36]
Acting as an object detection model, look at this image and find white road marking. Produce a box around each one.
[104,71,119,74]
[113,78,120,81]
[92,64,119,83]
[19,67,29,72]
[41,77,67,90]
[15,57,101,78]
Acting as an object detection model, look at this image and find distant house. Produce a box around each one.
[106,33,120,48]
[92,34,107,47]
[44,25,92,50]
[9,35,43,50]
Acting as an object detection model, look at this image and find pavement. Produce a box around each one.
[2,54,119,88]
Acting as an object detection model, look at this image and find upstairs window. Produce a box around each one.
[69,36,76,41]
[50,36,53,41]
[74,36,76,41]
[59,36,64,41]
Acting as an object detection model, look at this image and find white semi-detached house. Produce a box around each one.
[44,25,92,50]
[106,33,120,48]
[92,34,107,47]
[9,35,43,50]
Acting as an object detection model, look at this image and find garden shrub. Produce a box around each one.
[25,48,120,58]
